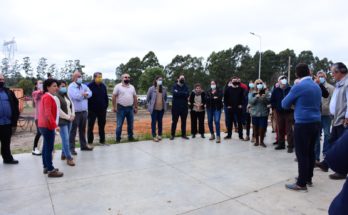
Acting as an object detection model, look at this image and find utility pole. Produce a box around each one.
[250,32,262,79]
[288,56,291,83]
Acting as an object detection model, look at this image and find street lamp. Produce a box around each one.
[250,32,262,79]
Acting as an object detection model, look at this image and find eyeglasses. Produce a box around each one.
[124,76,130,79]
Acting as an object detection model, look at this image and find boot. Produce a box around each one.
[209,133,215,140]
[259,127,267,148]
[67,159,75,166]
[275,141,285,150]
[251,126,256,143]
[216,136,221,143]
[254,126,259,146]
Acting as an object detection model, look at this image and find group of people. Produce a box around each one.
[0,61,347,213]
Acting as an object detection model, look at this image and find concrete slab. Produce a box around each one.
[0,131,345,215]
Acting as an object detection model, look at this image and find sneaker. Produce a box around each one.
[285,183,308,192]
[71,150,78,155]
[3,159,19,164]
[201,134,205,138]
[182,136,189,140]
[260,143,267,148]
[67,159,75,166]
[295,177,313,187]
[153,137,159,142]
[128,137,138,142]
[224,135,231,139]
[157,136,162,140]
[329,173,347,180]
[216,136,221,144]
[81,146,93,151]
[244,136,250,141]
[116,139,121,143]
[47,169,64,178]
[43,168,59,174]
[209,134,215,141]
[192,134,196,138]
[32,148,41,156]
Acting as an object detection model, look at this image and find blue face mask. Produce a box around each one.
[249,83,254,88]
[59,87,67,94]
[76,78,83,84]
[319,77,325,84]
[256,84,263,90]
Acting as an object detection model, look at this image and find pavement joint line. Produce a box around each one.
[44,175,57,215]
[234,199,267,215]
[0,183,47,192]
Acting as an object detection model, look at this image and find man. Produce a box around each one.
[68,70,93,155]
[314,71,334,163]
[0,74,19,164]
[317,62,348,180]
[87,72,109,145]
[170,75,189,140]
[282,63,321,192]
[112,73,138,143]
[224,77,244,140]
[271,75,294,153]
[326,129,348,214]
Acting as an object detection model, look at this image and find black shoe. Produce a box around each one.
[71,150,78,155]
[239,137,244,141]
[201,134,205,138]
[116,139,121,143]
[43,168,59,174]
[316,161,329,172]
[287,148,294,153]
[128,137,137,142]
[3,159,19,164]
[170,136,174,140]
[272,141,278,145]
[192,134,196,138]
[182,136,189,140]
[81,147,93,151]
[285,183,308,192]
[275,145,286,150]
[224,135,231,139]
[329,173,347,180]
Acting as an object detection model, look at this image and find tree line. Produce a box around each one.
[116,45,333,94]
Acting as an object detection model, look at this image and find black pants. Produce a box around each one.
[227,108,243,138]
[0,124,14,162]
[69,111,88,150]
[322,125,346,169]
[245,112,251,137]
[294,122,320,187]
[190,111,205,135]
[171,109,188,137]
[33,119,41,149]
[87,110,107,144]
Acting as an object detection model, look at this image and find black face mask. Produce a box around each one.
[0,82,4,88]
[232,82,238,86]
[236,82,241,86]
[124,80,130,84]
[179,79,185,84]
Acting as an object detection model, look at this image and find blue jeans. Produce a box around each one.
[207,109,221,137]
[39,127,56,171]
[151,110,164,137]
[314,115,332,161]
[252,116,268,128]
[60,123,72,160]
[116,105,134,140]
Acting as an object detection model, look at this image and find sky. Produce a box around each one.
[1,0,348,79]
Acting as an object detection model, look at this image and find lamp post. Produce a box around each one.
[250,32,262,79]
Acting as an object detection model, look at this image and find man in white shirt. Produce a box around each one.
[112,74,138,143]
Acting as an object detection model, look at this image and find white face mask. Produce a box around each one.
[280,79,287,85]
[157,80,162,85]
[37,83,43,90]
[76,77,83,84]
[211,85,216,90]
[228,82,233,87]
[256,84,263,90]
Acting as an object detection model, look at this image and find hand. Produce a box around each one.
[256,94,260,98]
[213,96,218,99]
[227,106,232,109]
[344,118,348,127]
[134,107,138,114]
[113,107,117,113]
[56,127,60,132]
[238,105,242,109]
[70,115,75,121]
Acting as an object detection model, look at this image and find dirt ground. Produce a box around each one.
[12,107,228,153]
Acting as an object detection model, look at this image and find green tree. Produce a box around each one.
[36,57,48,79]
[116,57,143,89]
[0,58,10,78]
[141,51,163,69]
[258,50,279,84]
[22,57,33,78]
[17,79,34,96]
[138,67,165,94]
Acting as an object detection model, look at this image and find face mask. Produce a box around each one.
[280,79,287,85]
[0,82,4,88]
[124,79,130,85]
[228,83,233,87]
[59,87,67,94]
[179,79,185,84]
[76,78,83,84]
[37,83,43,90]
[319,77,325,84]
[232,82,238,86]
[236,82,241,86]
[211,85,216,90]
[249,83,254,88]
[157,80,162,85]
[256,84,263,90]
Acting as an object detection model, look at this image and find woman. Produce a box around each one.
[32,80,43,155]
[243,81,253,141]
[206,80,223,143]
[189,83,206,138]
[38,79,64,177]
[248,79,270,147]
[146,76,167,142]
[56,80,75,166]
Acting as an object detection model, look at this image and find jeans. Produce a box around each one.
[88,110,107,144]
[322,125,347,169]
[39,127,56,171]
[116,105,134,141]
[69,111,88,150]
[0,124,14,162]
[314,115,332,161]
[151,110,164,137]
[252,116,268,128]
[207,109,221,137]
[171,109,188,137]
[294,122,320,187]
[60,123,72,160]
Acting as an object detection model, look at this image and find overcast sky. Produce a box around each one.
[1,0,347,79]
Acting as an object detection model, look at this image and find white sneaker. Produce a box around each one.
[32,147,41,156]
[157,136,162,140]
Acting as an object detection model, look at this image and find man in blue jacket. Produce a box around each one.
[170,75,189,140]
[326,129,348,215]
[282,63,321,192]
[87,72,109,145]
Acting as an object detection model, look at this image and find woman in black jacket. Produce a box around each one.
[206,80,223,143]
[189,83,206,138]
